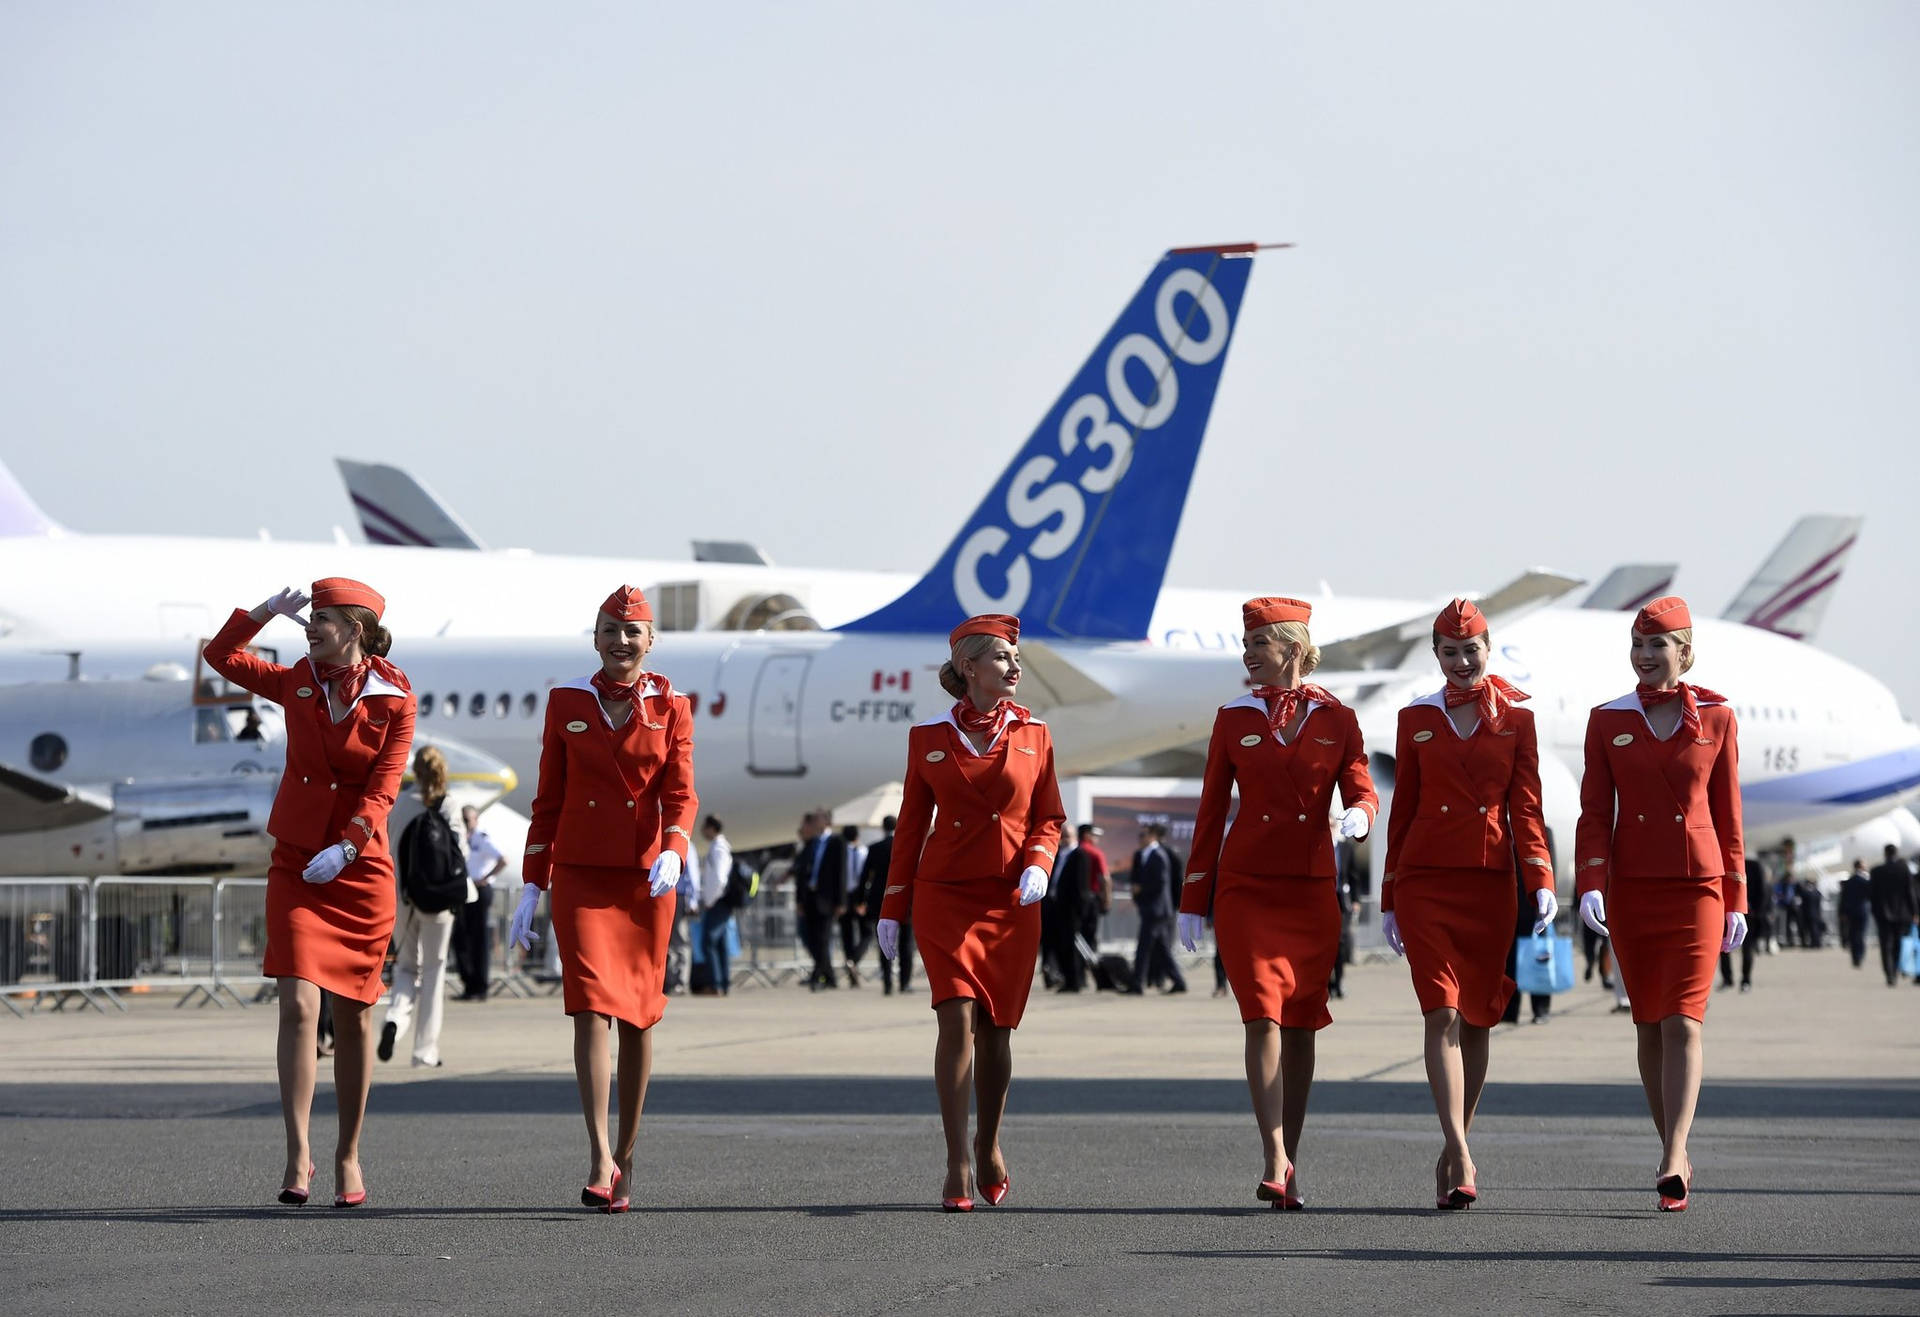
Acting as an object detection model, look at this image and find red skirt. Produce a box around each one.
[551,862,674,1030]
[1395,866,1517,1028]
[265,840,397,1005]
[1608,872,1723,1023]
[1213,872,1340,1029]
[915,874,1041,1028]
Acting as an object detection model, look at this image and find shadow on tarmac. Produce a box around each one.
[4,1075,1919,1122]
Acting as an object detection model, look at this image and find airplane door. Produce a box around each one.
[748,654,809,777]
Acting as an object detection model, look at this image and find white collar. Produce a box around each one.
[1602,686,1724,740]
[559,672,671,727]
[302,656,406,717]
[919,704,1041,756]
[1222,690,1322,744]
[1411,687,1477,737]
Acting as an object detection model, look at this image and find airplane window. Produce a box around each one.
[29,733,67,773]
[494,693,510,719]
[194,707,230,744]
[469,692,487,718]
[521,693,537,717]
[445,693,459,717]
[418,693,435,718]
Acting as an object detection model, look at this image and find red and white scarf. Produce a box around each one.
[952,697,1029,743]
[1251,683,1339,735]
[1443,675,1529,733]
[317,656,409,707]
[1637,682,1725,737]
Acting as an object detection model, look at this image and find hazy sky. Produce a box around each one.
[4,3,1916,710]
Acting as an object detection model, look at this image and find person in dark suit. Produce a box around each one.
[1131,824,1186,994]
[1869,844,1917,987]
[1720,856,1771,991]
[1840,860,1873,967]
[1051,825,1099,992]
[856,815,912,993]
[790,810,847,990]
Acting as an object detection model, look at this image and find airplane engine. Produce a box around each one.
[2,776,278,876]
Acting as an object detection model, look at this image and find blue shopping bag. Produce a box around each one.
[1899,924,1920,979]
[1514,930,1575,996]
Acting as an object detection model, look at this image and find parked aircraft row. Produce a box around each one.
[0,244,1912,889]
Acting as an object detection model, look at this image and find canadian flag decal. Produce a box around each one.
[872,669,912,693]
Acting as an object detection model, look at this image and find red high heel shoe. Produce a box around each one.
[1446,1183,1478,1210]
[606,1169,630,1215]
[581,1170,615,1209]
[980,1173,1011,1207]
[333,1185,368,1209]
[1656,1159,1693,1212]
[941,1195,974,1212]
[1255,1161,1296,1210]
[277,1162,316,1206]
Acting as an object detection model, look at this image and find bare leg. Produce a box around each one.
[934,998,976,1200]
[573,1012,616,1188]
[1278,1026,1316,1180]
[1634,1021,1666,1143]
[276,977,319,1194]
[1658,1015,1703,1179]
[612,1020,653,1191]
[1423,1009,1475,1194]
[1243,1019,1286,1181]
[331,996,375,1196]
[972,1016,1013,1186]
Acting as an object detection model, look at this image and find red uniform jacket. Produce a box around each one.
[1381,693,1553,912]
[203,609,415,858]
[879,711,1066,923]
[523,676,697,890]
[1180,694,1379,915]
[1574,692,1746,912]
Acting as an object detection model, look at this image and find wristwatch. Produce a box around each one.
[339,840,359,865]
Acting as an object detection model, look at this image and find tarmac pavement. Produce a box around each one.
[2,945,1916,1315]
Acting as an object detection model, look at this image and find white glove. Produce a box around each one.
[1337,806,1370,840]
[1579,890,1609,938]
[876,918,900,961]
[1016,864,1049,906]
[301,843,350,884]
[1176,912,1206,953]
[508,883,541,950]
[1533,887,1559,937]
[1722,911,1747,952]
[648,851,683,898]
[264,586,311,627]
[1382,911,1404,957]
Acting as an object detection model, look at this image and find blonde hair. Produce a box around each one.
[939,632,1001,700]
[413,745,449,805]
[1255,620,1321,676]
[1667,626,1696,674]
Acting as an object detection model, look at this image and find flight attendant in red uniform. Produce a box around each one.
[1575,596,1746,1212]
[204,579,415,1209]
[508,586,697,1213]
[875,614,1066,1212]
[1177,598,1378,1210]
[1380,598,1558,1210]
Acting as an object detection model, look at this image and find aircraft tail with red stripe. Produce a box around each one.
[1722,515,1863,643]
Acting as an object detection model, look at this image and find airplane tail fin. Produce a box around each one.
[839,244,1266,641]
[0,459,65,538]
[335,459,487,550]
[1582,563,1676,612]
[1722,515,1863,642]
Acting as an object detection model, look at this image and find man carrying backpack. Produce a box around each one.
[379,747,468,1068]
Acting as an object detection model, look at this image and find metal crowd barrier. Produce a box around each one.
[0,875,265,1015]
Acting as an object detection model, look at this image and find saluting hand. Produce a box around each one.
[263,586,311,627]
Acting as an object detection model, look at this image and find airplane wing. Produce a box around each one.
[1722,515,1863,643]
[1016,640,1116,712]
[334,459,487,550]
[0,763,112,835]
[1317,569,1586,688]
[1582,563,1677,611]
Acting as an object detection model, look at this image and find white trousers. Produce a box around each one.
[385,903,455,1065]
